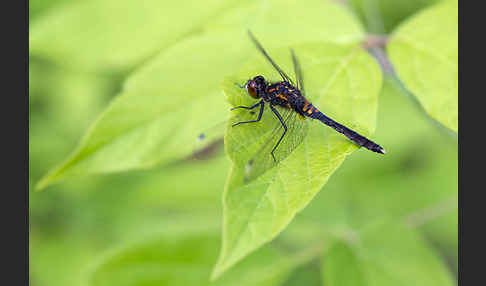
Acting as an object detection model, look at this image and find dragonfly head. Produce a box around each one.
[245,75,266,99]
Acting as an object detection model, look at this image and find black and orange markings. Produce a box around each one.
[232,31,386,162]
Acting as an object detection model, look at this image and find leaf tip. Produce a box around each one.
[34,172,59,191]
[34,166,64,192]
[210,254,234,281]
[209,263,224,282]
[34,177,50,192]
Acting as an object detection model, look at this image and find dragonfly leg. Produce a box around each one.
[232,100,265,127]
[269,105,287,162]
[231,100,262,111]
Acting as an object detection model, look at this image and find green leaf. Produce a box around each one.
[322,222,455,286]
[348,0,443,34]
[205,0,364,44]
[29,0,364,73]
[213,42,382,278]
[89,232,297,286]
[36,0,366,190]
[29,0,241,72]
[387,0,458,132]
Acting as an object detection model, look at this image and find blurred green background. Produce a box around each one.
[29,0,457,285]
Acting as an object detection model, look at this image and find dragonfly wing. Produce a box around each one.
[195,104,308,182]
[248,30,295,86]
[291,49,306,96]
[228,104,309,183]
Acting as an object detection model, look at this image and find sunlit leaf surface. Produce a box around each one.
[213,42,382,278]
[36,0,365,190]
[387,0,458,132]
[29,0,363,73]
[29,0,241,72]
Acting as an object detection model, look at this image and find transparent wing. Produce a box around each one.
[291,49,305,96]
[248,30,295,86]
[227,104,309,183]
[194,103,308,182]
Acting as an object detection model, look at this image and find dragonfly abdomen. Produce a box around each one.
[305,107,386,154]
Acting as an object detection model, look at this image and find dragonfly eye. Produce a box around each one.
[245,79,259,99]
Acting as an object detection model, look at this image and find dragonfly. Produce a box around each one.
[231,31,385,163]
[195,31,385,181]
